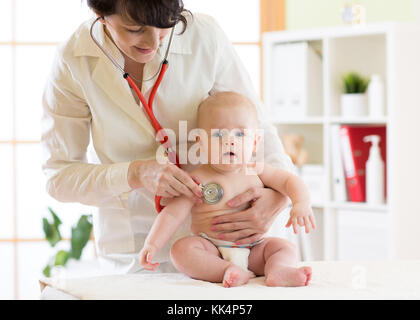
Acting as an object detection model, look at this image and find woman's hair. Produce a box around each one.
[86,0,191,33]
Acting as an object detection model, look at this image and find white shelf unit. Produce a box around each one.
[263,22,420,261]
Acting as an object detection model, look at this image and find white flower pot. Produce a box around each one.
[341,94,368,117]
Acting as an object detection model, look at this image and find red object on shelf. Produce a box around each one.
[339,125,387,202]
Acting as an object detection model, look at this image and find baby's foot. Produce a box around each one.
[265,265,312,287]
[223,265,250,288]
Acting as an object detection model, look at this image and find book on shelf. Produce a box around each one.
[339,125,387,202]
[270,42,323,120]
[330,125,347,202]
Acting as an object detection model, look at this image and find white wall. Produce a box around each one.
[414,0,420,22]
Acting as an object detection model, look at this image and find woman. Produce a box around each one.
[41,0,294,274]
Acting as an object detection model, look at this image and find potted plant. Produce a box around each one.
[42,207,93,277]
[340,71,370,117]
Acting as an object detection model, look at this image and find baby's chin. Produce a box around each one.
[209,164,241,173]
[209,159,253,173]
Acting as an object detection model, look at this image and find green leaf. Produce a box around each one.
[70,215,93,260]
[342,72,370,94]
[54,250,70,266]
[42,217,52,237]
[42,216,61,247]
[42,264,51,278]
[48,207,62,228]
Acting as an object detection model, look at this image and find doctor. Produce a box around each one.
[41,0,294,273]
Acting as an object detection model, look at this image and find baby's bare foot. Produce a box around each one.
[223,265,250,288]
[265,266,312,287]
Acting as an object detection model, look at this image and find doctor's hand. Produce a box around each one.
[210,187,289,245]
[139,244,160,271]
[128,159,203,202]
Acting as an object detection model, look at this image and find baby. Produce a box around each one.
[139,91,316,287]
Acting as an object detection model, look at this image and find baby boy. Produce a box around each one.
[139,91,316,287]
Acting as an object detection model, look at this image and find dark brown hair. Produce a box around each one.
[86,0,191,33]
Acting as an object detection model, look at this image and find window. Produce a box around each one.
[183,0,261,95]
[0,0,272,299]
[0,0,95,300]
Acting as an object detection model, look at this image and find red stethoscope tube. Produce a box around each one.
[124,62,196,213]
[89,17,193,213]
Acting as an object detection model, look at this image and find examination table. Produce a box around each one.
[39,259,420,299]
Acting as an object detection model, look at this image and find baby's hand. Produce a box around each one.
[139,244,160,271]
[286,202,316,234]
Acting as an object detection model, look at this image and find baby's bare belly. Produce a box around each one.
[190,203,250,239]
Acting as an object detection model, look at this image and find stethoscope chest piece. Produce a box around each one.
[200,182,224,205]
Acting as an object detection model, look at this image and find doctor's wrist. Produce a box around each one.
[128,160,144,189]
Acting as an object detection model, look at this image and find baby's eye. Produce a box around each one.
[212,131,223,138]
[235,131,245,137]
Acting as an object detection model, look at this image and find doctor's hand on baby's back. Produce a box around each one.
[128,159,203,204]
[210,187,290,245]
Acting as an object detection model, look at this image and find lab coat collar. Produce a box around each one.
[78,19,156,137]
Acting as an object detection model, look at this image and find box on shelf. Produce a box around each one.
[330,124,347,202]
[337,210,389,261]
[270,41,323,120]
[299,164,326,205]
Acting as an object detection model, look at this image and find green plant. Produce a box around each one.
[42,207,93,277]
[341,71,370,94]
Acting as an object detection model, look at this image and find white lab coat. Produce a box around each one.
[41,13,294,274]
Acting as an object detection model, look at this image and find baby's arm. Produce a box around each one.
[259,163,316,234]
[139,196,195,270]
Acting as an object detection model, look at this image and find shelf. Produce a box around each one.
[271,117,325,125]
[311,202,327,209]
[311,202,388,212]
[264,22,420,261]
[271,116,388,125]
[328,116,388,124]
[328,201,388,212]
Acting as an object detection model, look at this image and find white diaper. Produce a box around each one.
[197,232,264,276]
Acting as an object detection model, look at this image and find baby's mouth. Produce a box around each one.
[223,151,236,157]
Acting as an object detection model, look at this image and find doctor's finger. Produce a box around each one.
[166,185,181,197]
[218,228,254,242]
[169,175,196,198]
[210,221,248,233]
[172,168,202,197]
[156,189,176,198]
[227,187,262,207]
[211,208,251,225]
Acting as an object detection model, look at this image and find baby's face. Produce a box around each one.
[197,102,260,173]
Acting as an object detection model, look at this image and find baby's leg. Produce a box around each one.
[248,237,312,287]
[170,236,250,287]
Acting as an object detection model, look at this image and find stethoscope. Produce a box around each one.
[90,17,224,212]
